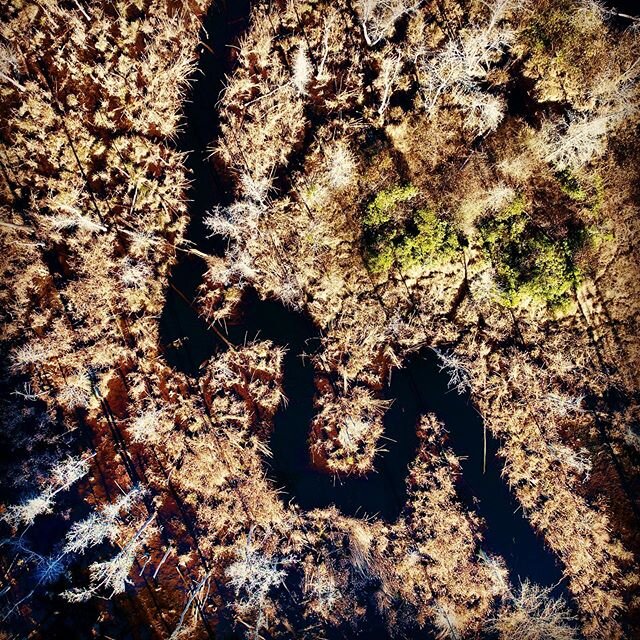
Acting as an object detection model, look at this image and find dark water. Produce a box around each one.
[163,277,565,589]
[159,3,569,636]
[608,0,640,17]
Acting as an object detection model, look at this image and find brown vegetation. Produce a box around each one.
[1,0,639,638]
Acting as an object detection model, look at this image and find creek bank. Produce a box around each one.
[158,4,569,638]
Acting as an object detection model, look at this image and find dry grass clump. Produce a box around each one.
[203,0,639,637]
[0,0,206,416]
[463,346,635,637]
[384,414,503,635]
[0,0,213,635]
[310,385,389,474]
[491,580,578,640]
[202,340,286,435]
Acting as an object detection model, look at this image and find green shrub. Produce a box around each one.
[554,171,605,217]
[394,208,460,269]
[555,169,587,201]
[364,241,395,273]
[362,187,459,273]
[479,196,586,309]
[363,185,418,226]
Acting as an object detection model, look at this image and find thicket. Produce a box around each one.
[1,0,639,638]
[362,185,460,273]
[478,195,589,309]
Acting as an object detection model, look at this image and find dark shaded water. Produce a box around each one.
[163,276,565,589]
[160,3,570,637]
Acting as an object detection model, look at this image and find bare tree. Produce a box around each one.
[120,257,153,290]
[538,113,611,171]
[303,564,341,614]
[625,425,640,451]
[432,348,472,394]
[537,55,639,170]
[63,486,146,555]
[416,0,513,131]
[58,370,93,410]
[3,453,92,528]
[458,90,506,134]
[548,443,592,480]
[62,510,156,601]
[292,45,312,95]
[478,550,510,597]
[433,601,464,640]
[170,571,212,640]
[316,9,339,82]
[47,211,105,234]
[326,140,356,189]
[378,52,404,115]
[544,392,585,418]
[25,488,152,610]
[225,527,292,638]
[0,42,26,91]
[358,0,424,47]
[129,406,172,445]
[10,342,52,372]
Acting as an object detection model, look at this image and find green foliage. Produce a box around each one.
[363,185,418,226]
[556,170,587,201]
[362,187,459,273]
[554,171,606,216]
[394,208,460,270]
[302,182,319,202]
[365,242,395,273]
[479,196,587,309]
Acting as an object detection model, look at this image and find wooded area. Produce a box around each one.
[1,1,639,638]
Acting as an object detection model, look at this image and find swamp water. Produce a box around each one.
[159,2,569,636]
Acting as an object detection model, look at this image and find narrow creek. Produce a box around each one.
[160,0,568,625]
